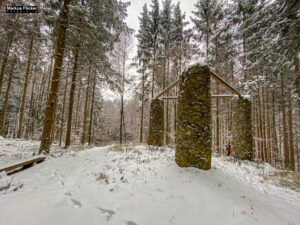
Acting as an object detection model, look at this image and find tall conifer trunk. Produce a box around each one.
[262,85,267,162]
[266,88,271,163]
[140,71,145,143]
[39,0,71,153]
[216,84,220,154]
[0,57,16,135]
[81,62,91,144]
[281,74,289,168]
[257,89,263,161]
[88,73,96,146]
[0,32,14,102]
[26,73,36,139]
[288,89,295,170]
[59,70,69,146]
[18,34,34,138]
[74,79,82,134]
[65,43,80,148]
[120,50,126,144]
[272,92,279,165]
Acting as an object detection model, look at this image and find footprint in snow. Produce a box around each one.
[126,221,138,225]
[64,192,72,197]
[71,199,82,208]
[97,206,115,221]
[59,180,65,187]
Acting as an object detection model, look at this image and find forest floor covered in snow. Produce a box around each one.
[0,138,300,225]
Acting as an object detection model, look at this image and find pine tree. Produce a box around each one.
[160,0,174,145]
[0,56,16,135]
[39,0,71,153]
[149,0,160,98]
[192,0,223,61]
[18,31,35,138]
[136,4,151,143]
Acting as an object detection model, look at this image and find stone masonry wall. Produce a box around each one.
[147,99,164,146]
[232,96,253,160]
[175,65,212,170]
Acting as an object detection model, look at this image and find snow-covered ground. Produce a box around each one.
[0,139,300,225]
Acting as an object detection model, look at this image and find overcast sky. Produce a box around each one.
[103,0,199,101]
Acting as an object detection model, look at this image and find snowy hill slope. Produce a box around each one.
[0,141,299,225]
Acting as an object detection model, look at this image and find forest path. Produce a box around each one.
[0,145,300,225]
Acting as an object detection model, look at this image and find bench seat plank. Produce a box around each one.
[0,156,45,173]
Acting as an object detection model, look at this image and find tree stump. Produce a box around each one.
[147,98,164,146]
[232,96,253,160]
[175,65,212,170]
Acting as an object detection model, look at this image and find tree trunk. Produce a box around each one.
[50,100,58,143]
[120,93,124,144]
[216,84,220,154]
[151,47,156,98]
[266,88,271,163]
[123,108,126,143]
[0,57,16,136]
[81,62,91,145]
[120,50,126,144]
[257,89,264,161]
[262,86,268,162]
[74,79,82,134]
[254,96,260,160]
[0,32,14,102]
[272,91,279,165]
[242,11,247,81]
[288,89,295,170]
[26,73,36,139]
[39,0,71,154]
[206,17,209,60]
[65,43,80,148]
[59,70,69,146]
[166,50,170,145]
[281,74,289,169]
[140,71,145,143]
[88,73,96,146]
[46,58,54,99]
[35,56,53,133]
[297,101,300,171]
[18,34,34,138]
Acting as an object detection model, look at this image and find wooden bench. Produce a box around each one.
[0,156,45,173]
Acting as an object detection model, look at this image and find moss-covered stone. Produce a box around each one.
[147,99,164,146]
[232,96,253,160]
[175,65,212,170]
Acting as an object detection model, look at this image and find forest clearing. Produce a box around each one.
[1,139,300,225]
[0,0,299,224]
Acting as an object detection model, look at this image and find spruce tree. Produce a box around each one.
[191,0,223,61]
[149,0,160,98]
[136,4,151,143]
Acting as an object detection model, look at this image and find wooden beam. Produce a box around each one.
[162,95,236,100]
[210,72,241,96]
[155,71,241,99]
[163,95,236,100]
[162,96,178,100]
[211,95,236,98]
[154,78,180,99]
[0,156,46,173]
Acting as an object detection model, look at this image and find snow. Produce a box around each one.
[0,139,40,165]
[241,94,251,100]
[184,59,208,73]
[0,140,300,225]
